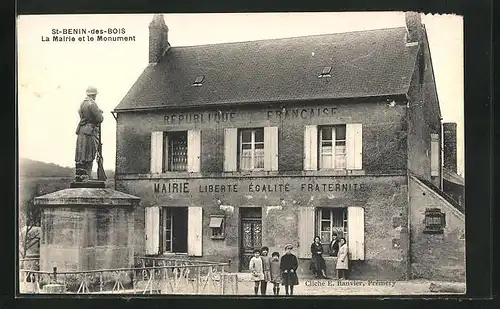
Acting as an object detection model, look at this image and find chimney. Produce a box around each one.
[443,122,457,173]
[405,12,423,43]
[149,14,170,64]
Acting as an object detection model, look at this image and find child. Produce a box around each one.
[249,248,265,295]
[260,246,271,295]
[269,251,282,295]
[280,244,299,296]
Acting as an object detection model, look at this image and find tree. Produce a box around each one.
[19,183,42,258]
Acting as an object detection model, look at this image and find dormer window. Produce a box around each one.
[192,75,204,86]
[319,66,332,78]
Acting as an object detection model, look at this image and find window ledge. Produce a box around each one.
[162,252,189,256]
[211,236,225,240]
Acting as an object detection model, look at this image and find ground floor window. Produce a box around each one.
[161,207,188,253]
[316,207,347,254]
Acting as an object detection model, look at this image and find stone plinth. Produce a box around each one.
[35,186,140,272]
[42,284,66,294]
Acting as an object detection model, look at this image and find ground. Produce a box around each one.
[232,274,466,295]
[20,273,466,295]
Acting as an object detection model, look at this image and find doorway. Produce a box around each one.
[162,207,188,253]
[239,207,262,272]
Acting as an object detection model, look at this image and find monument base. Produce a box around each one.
[70,180,106,188]
[35,187,140,272]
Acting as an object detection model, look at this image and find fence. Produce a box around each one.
[19,257,238,295]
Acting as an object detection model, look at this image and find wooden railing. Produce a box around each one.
[19,257,238,295]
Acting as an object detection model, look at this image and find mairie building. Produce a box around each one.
[112,13,465,281]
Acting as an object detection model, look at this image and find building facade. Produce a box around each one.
[113,13,465,281]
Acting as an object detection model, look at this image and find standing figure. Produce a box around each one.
[310,236,328,279]
[280,244,299,296]
[269,251,282,295]
[260,246,271,295]
[336,237,349,279]
[74,86,104,181]
[329,233,340,257]
[249,249,265,295]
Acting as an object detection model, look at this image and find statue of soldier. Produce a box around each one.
[74,86,104,181]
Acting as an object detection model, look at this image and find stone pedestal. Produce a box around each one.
[42,284,66,294]
[35,184,140,272]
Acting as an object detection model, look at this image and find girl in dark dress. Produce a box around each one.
[280,244,299,295]
[310,236,328,279]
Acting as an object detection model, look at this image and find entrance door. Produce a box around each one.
[162,207,188,253]
[239,207,262,272]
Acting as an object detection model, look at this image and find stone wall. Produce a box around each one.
[116,174,409,278]
[115,99,408,175]
[409,176,466,282]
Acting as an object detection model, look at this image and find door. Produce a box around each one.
[162,207,188,253]
[239,207,262,272]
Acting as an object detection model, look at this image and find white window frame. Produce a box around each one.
[239,128,265,171]
[319,125,347,170]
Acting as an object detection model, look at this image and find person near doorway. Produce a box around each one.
[329,233,340,257]
[280,244,299,295]
[310,236,328,279]
[270,251,282,295]
[336,237,349,279]
[249,248,265,295]
[260,246,271,295]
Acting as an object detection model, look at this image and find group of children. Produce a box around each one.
[248,244,299,296]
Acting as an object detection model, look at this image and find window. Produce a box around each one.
[319,66,332,78]
[150,130,201,174]
[224,127,278,172]
[145,206,203,256]
[319,125,346,169]
[304,124,362,171]
[192,75,204,86]
[161,207,188,253]
[316,208,348,254]
[424,208,446,234]
[239,128,264,171]
[209,215,225,240]
[164,132,188,172]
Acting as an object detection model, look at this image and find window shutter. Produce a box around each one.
[145,207,160,255]
[298,207,315,258]
[163,134,169,172]
[224,128,238,172]
[188,206,203,256]
[150,131,164,174]
[431,133,439,176]
[346,124,363,170]
[187,130,201,173]
[304,125,318,171]
[347,207,365,260]
[264,126,278,171]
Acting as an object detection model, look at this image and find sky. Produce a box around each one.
[17,12,464,176]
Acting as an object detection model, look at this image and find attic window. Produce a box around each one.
[192,75,204,86]
[319,66,332,78]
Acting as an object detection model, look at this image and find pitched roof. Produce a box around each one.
[115,27,419,111]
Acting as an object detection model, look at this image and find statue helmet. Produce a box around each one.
[85,86,98,95]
